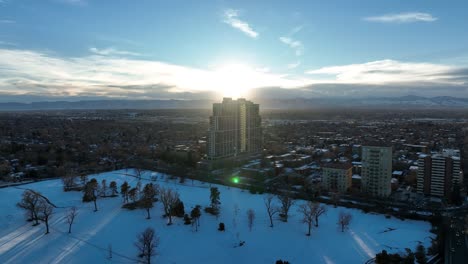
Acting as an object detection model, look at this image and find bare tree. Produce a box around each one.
[38,199,53,234]
[247,209,255,232]
[79,174,88,186]
[298,201,315,236]
[66,207,77,233]
[331,192,341,208]
[136,181,142,199]
[264,195,279,228]
[338,211,352,232]
[17,190,41,225]
[61,173,76,191]
[159,187,180,225]
[134,168,144,181]
[312,203,327,227]
[135,227,158,264]
[277,192,294,222]
[100,179,107,197]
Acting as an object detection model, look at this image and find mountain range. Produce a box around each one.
[0,96,468,110]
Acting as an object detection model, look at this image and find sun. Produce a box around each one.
[213,63,254,98]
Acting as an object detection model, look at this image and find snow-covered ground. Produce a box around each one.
[0,169,434,263]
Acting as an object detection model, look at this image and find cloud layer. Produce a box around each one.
[364,12,437,23]
[0,48,307,100]
[223,9,258,38]
[0,48,467,101]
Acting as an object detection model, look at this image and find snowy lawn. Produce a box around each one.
[0,169,434,263]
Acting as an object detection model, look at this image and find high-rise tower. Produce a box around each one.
[361,145,392,197]
[207,98,262,160]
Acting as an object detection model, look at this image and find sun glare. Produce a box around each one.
[213,63,254,98]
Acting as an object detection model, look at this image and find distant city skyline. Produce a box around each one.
[0,0,468,102]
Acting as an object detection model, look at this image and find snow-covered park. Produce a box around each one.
[0,169,434,263]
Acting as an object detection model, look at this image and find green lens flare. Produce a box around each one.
[232,177,239,184]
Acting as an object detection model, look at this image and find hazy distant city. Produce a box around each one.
[0,0,467,264]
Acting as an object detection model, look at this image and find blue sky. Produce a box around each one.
[0,0,467,101]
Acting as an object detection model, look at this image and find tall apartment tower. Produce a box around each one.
[417,149,462,198]
[207,98,262,160]
[361,145,392,197]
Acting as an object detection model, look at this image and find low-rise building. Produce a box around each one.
[321,162,352,193]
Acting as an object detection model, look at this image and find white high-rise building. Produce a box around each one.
[361,145,392,197]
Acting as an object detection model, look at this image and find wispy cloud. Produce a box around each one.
[364,12,437,23]
[0,20,15,24]
[57,0,86,5]
[0,41,15,46]
[290,25,303,35]
[279,37,303,56]
[287,61,301,69]
[89,47,140,56]
[223,9,258,38]
[306,59,463,85]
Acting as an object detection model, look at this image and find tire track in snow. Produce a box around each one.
[349,229,375,259]
[49,200,123,264]
[1,216,65,263]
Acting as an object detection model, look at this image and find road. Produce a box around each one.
[445,209,468,264]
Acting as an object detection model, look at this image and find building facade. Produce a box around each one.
[361,145,392,197]
[207,98,262,160]
[321,163,352,193]
[417,149,462,199]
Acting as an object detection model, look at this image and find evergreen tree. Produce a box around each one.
[170,199,185,217]
[210,187,221,213]
[83,179,98,211]
[183,214,191,225]
[129,187,138,203]
[142,183,156,219]
[109,181,118,196]
[190,205,201,231]
[120,181,129,203]
[218,222,225,231]
[415,244,427,264]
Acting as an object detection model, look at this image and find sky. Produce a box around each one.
[0,0,468,102]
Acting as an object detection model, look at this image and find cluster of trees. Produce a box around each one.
[375,244,427,264]
[121,180,161,219]
[0,111,208,182]
[264,193,351,236]
[17,190,54,234]
[17,189,80,235]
